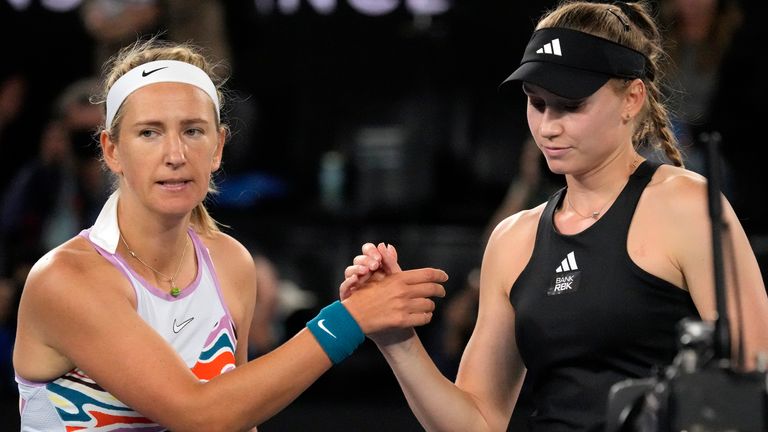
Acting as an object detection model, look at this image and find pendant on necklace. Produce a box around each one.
[170,286,181,297]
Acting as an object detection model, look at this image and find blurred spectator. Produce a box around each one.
[58,78,111,225]
[1,119,74,275]
[661,0,743,134]
[0,77,108,280]
[689,0,768,237]
[435,136,562,379]
[0,71,26,147]
[659,0,743,192]
[247,251,321,359]
[0,0,94,189]
[249,254,281,358]
[79,0,164,69]
[79,0,232,74]
[0,68,29,202]
[165,0,231,64]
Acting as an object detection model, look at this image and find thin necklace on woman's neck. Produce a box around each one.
[119,232,189,297]
[566,155,641,220]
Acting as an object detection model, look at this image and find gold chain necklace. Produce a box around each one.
[566,156,640,220]
[119,232,188,297]
[566,193,609,219]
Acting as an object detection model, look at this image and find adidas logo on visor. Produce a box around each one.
[536,38,562,56]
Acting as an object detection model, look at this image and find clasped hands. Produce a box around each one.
[339,242,448,342]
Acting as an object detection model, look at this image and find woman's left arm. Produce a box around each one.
[664,171,768,369]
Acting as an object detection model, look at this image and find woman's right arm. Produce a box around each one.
[14,241,447,432]
[346,209,540,432]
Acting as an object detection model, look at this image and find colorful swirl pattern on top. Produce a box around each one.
[17,228,238,431]
[191,315,238,382]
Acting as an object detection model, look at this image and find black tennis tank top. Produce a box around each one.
[509,161,699,431]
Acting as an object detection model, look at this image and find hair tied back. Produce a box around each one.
[592,0,641,30]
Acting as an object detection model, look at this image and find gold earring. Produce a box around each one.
[623,113,631,121]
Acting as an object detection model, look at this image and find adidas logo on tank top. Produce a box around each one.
[548,251,581,295]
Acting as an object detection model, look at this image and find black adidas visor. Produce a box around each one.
[500,27,649,100]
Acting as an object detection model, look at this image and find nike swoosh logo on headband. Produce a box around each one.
[142,66,169,77]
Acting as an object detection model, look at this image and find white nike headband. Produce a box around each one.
[105,59,220,128]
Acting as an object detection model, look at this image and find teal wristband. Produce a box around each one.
[307,300,365,364]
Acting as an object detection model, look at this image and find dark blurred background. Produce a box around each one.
[0,0,765,430]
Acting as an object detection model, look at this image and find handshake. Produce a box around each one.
[307,242,448,364]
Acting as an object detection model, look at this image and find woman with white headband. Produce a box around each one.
[12,37,448,431]
[341,1,768,431]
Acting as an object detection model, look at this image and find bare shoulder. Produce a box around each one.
[646,164,708,209]
[633,165,713,229]
[635,164,715,266]
[484,202,547,293]
[24,236,126,301]
[198,230,256,271]
[488,202,547,250]
[16,235,134,380]
[196,229,257,303]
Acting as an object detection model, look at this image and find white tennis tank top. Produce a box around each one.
[16,228,237,431]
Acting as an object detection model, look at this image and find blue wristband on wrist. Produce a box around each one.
[307,300,365,364]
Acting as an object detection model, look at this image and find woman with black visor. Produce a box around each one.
[339,1,768,431]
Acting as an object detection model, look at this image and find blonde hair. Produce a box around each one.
[93,36,228,235]
[538,0,684,167]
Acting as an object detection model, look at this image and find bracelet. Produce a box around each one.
[307,300,365,364]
